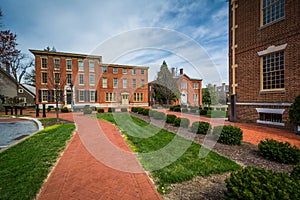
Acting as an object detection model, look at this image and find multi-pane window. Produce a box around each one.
[54,73,60,84]
[78,61,84,71]
[141,79,145,89]
[41,58,47,68]
[103,66,107,73]
[181,81,187,89]
[141,69,145,75]
[67,73,72,85]
[262,0,285,26]
[41,72,47,84]
[79,74,84,85]
[54,59,60,69]
[259,112,282,123]
[102,77,107,88]
[90,74,95,85]
[123,78,127,88]
[67,60,72,70]
[105,92,116,102]
[41,90,48,102]
[113,68,118,74]
[132,68,136,75]
[262,51,284,90]
[132,79,136,89]
[89,61,94,72]
[113,78,118,88]
[90,90,96,102]
[193,83,199,89]
[134,93,143,102]
[122,68,127,74]
[193,94,198,101]
[79,90,85,102]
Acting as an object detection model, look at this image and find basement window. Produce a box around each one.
[256,108,285,126]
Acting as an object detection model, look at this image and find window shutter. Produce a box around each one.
[84,90,87,102]
[47,90,51,102]
[38,90,42,102]
[51,90,54,102]
[87,91,90,102]
[59,90,63,102]
[95,91,98,102]
[76,90,79,102]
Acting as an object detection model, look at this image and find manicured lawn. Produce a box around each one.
[203,110,228,118]
[0,123,75,200]
[97,113,240,192]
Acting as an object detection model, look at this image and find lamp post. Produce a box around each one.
[70,81,74,112]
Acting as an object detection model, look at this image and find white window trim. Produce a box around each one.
[256,108,285,114]
[79,74,84,85]
[79,90,85,102]
[41,57,47,69]
[66,59,72,71]
[54,58,60,69]
[18,89,23,93]
[122,68,127,74]
[89,61,95,72]
[78,60,84,71]
[102,78,107,88]
[90,90,96,102]
[90,74,95,86]
[257,44,287,56]
[113,68,118,74]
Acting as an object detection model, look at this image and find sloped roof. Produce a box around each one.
[21,84,36,96]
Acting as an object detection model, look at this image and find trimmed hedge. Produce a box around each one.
[131,107,138,113]
[174,117,190,128]
[258,139,300,164]
[121,108,128,112]
[108,107,115,113]
[173,107,181,112]
[199,109,208,115]
[212,125,243,145]
[97,108,104,113]
[166,114,177,124]
[152,111,166,120]
[61,107,69,113]
[291,165,300,180]
[142,108,150,116]
[190,121,211,134]
[224,167,300,200]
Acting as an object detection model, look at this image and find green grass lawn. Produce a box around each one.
[0,123,75,200]
[97,113,240,193]
[203,110,228,118]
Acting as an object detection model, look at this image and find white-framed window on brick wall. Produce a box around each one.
[261,0,285,26]
[79,90,85,102]
[261,51,284,91]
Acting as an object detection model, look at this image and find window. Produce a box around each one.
[132,68,136,75]
[105,92,116,102]
[90,90,96,102]
[41,58,47,68]
[54,59,60,69]
[132,79,136,89]
[256,108,285,126]
[141,69,145,75]
[41,72,47,84]
[54,72,60,84]
[103,66,107,73]
[89,61,94,72]
[18,89,23,93]
[262,51,284,90]
[42,90,48,102]
[122,68,127,74]
[181,81,187,89]
[262,0,285,26]
[79,90,85,102]
[193,83,199,89]
[78,61,84,71]
[79,74,84,85]
[193,94,198,101]
[102,77,107,88]
[113,78,118,88]
[90,74,95,85]
[141,79,145,89]
[134,93,143,102]
[259,112,282,123]
[123,78,127,88]
[113,68,118,74]
[66,73,72,85]
[67,60,72,70]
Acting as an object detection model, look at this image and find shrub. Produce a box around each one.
[199,109,207,115]
[61,107,69,113]
[181,108,188,113]
[291,165,300,180]
[289,95,300,125]
[137,108,145,114]
[152,111,166,120]
[142,108,149,116]
[97,108,104,113]
[121,108,128,112]
[190,121,211,134]
[108,107,115,113]
[258,139,300,164]
[224,167,300,200]
[174,117,190,128]
[212,125,243,145]
[169,106,174,111]
[83,105,92,114]
[166,114,177,124]
[131,107,138,113]
[173,107,181,112]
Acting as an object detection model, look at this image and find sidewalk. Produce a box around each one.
[37,113,161,200]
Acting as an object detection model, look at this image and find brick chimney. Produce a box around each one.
[179,68,183,75]
[171,67,175,77]
[222,83,226,92]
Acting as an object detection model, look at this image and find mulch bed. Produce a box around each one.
[130,113,295,200]
[43,119,74,128]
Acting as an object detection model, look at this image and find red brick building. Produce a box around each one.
[229,0,300,129]
[30,50,148,109]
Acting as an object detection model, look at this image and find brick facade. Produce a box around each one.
[30,50,148,109]
[229,0,300,129]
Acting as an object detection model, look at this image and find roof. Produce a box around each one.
[29,49,102,60]
[21,84,36,96]
[102,63,149,69]
[174,74,202,81]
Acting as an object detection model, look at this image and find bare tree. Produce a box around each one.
[9,53,34,83]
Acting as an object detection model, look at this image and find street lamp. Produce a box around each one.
[70,81,74,112]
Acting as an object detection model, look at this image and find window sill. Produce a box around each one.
[259,89,285,94]
[257,120,284,126]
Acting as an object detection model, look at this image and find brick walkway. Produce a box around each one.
[37,113,161,200]
[157,109,300,148]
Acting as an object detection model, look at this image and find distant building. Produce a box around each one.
[229,0,300,128]
[30,49,148,109]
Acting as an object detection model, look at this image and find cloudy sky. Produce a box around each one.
[1,0,229,85]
